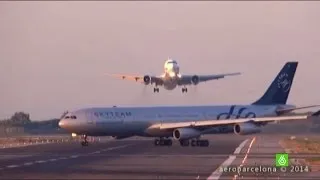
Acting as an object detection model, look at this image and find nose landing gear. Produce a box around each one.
[81,134,89,146]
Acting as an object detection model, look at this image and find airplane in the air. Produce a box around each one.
[107,58,241,93]
[59,61,320,147]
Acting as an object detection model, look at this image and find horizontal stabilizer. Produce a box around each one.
[276,105,320,115]
[311,110,320,117]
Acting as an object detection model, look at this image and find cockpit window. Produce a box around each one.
[64,115,76,119]
[167,60,177,64]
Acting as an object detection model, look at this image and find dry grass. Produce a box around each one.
[280,138,320,166]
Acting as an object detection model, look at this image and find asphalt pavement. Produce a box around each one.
[0,135,247,179]
[0,134,319,179]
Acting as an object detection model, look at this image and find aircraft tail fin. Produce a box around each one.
[252,62,298,105]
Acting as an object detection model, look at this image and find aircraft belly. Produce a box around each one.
[143,125,172,137]
[163,80,177,90]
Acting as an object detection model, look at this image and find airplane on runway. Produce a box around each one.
[107,58,241,93]
[59,61,320,147]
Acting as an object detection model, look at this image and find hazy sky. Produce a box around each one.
[1,2,320,120]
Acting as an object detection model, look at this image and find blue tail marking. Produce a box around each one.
[252,61,298,105]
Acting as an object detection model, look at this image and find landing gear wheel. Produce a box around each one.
[154,138,172,146]
[154,139,160,146]
[81,141,89,146]
[81,135,89,147]
[196,139,209,147]
[153,87,159,93]
[191,139,197,146]
[182,87,188,93]
[166,139,173,146]
[179,139,190,147]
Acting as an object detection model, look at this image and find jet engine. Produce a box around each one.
[173,128,201,140]
[112,135,133,140]
[233,123,261,135]
[191,75,200,85]
[143,75,151,85]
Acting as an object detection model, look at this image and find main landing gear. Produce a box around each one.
[154,138,173,146]
[81,134,89,147]
[180,139,209,147]
[182,87,188,93]
[153,138,209,147]
[153,87,160,93]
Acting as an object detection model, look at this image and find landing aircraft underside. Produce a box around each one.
[107,58,241,93]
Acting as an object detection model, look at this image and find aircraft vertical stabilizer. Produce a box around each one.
[252,62,298,105]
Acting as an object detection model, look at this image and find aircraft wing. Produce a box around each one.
[106,74,164,85]
[178,72,241,85]
[157,111,320,130]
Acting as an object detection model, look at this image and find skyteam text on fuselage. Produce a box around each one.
[59,61,320,147]
[107,58,241,93]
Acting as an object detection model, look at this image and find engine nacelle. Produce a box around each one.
[173,128,201,140]
[233,123,261,135]
[112,135,133,140]
[191,75,200,85]
[143,75,151,85]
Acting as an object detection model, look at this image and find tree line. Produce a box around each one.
[0,112,60,129]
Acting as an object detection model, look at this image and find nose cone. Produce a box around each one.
[58,119,66,128]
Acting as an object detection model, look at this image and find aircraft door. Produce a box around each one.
[85,111,95,125]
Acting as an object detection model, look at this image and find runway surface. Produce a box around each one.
[0,134,319,179]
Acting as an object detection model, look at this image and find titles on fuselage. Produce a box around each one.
[92,106,258,120]
[217,105,256,120]
[94,111,132,119]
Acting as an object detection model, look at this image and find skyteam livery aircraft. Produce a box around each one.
[59,61,320,147]
[107,58,241,93]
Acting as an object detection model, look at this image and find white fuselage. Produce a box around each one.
[59,104,285,137]
[162,59,181,90]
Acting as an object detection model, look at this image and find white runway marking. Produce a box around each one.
[6,165,19,168]
[70,155,79,158]
[24,162,33,166]
[207,139,249,180]
[49,159,57,162]
[36,160,46,163]
[106,144,129,151]
[233,139,249,154]
[233,137,256,180]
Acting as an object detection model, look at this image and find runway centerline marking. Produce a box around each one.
[207,139,249,180]
[233,137,256,180]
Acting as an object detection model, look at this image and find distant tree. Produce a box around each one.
[9,112,31,126]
